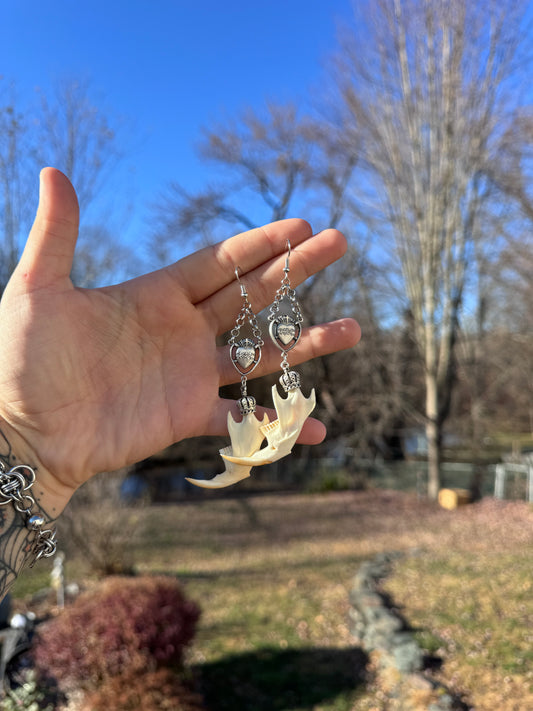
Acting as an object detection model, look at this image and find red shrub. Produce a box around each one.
[32,576,200,690]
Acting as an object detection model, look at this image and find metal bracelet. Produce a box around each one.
[0,463,57,567]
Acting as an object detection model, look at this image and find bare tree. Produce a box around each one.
[151,103,315,260]
[0,78,136,289]
[489,230,533,436]
[332,0,532,497]
[34,80,137,286]
[35,79,120,214]
[59,471,136,576]
[0,83,35,290]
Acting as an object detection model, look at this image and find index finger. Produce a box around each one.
[166,218,313,304]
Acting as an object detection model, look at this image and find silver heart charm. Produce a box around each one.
[269,315,301,351]
[236,344,255,369]
[230,339,261,375]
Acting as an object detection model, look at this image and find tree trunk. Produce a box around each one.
[425,368,441,500]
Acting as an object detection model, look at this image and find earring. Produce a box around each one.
[229,267,264,415]
[186,268,269,489]
[221,240,316,468]
[268,239,304,392]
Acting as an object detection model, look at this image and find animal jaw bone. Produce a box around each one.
[185,411,268,489]
[221,385,316,466]
[187,383,315,486]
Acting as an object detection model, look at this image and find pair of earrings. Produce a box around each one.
[187,241,316,489]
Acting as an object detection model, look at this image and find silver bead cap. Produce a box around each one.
[238,395,257,415]
[279,370,301,392]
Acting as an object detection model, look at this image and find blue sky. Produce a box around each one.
[1,0,354,250]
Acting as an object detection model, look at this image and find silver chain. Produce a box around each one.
[267,269,304,327]
[228,288,264,348]
[0,462,57,566]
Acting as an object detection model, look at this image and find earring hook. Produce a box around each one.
[235,266,248,298]
[284,239,291,274]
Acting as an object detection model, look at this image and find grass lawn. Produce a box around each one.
[12,489,533,710]
[384,499,533,711]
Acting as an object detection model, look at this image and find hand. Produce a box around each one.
[0,168,360,514]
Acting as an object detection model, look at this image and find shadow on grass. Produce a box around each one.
[195,645,368,711]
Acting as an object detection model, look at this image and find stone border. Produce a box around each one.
[349,552,470,711]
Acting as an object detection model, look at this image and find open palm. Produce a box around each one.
[0,169,360,512]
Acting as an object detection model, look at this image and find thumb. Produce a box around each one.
[17,168,80,290]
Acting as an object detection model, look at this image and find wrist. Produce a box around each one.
[0,417,74,519]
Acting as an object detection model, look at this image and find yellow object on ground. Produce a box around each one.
[438,488,472,510]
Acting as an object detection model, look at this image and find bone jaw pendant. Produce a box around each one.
[187,379,315,487]
[222,384,315,466]
[186,379,316,487]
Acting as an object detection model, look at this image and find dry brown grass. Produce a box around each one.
[131,490,533,709]
[14,489,533,710]
[384,498,533,711]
